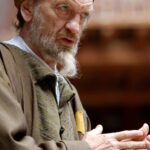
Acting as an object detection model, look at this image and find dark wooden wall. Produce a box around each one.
[71,28,150,132]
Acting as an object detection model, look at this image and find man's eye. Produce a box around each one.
[55,4,73,20]
[81,12,90,20]
[58,4,70,13]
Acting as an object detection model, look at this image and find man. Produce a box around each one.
[0,0,150,149]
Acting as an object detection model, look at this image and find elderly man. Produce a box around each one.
[0,0,150,149]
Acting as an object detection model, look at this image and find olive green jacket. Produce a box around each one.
[0,43,91,150]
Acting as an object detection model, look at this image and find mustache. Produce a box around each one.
[57,31,81,41]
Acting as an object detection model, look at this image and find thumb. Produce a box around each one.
[135,123,149,141]
[88,125,103,135]
[147,135,150,141]
[96,125,103,133]
[139,123,149,136]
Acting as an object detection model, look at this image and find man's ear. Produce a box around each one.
[20,0,33,22]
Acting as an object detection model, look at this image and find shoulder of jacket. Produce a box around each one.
[0,42,31,103]
[0,42,23,54]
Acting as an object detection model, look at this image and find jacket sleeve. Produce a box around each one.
[0,59,90,150]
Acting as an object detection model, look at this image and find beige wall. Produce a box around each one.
[0,0,17,41]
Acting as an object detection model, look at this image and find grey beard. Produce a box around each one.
[29,22,79,77]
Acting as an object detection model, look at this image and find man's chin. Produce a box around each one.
[58,51,77,77]
[57,45,77,56]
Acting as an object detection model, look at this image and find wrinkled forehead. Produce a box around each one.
[74,0,94,4]
[72,0,94,10]
[74,0,93,4]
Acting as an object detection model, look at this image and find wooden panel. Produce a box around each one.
[72,28,150,130]
[72,28,150,107]
[89,0,150,28]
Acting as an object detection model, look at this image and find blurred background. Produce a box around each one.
[72,0,150,132]
[0,0,17,41]
[1,0,150,133]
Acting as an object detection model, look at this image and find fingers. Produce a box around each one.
[85,124,150,150]
[88,125,103,135]
[147,135,150,141]
[139,123,149,136]
[93,138,150,150]
[134,123,150,141]
[110,123,149,141]
[95,125,103,134]
[106,130,144,141]
[113,140,150,149]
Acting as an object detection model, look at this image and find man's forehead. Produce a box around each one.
[74,0,93,5]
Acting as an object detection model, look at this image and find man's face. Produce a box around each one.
[29,0,93,76]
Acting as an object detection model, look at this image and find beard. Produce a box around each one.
[29,6,80,77]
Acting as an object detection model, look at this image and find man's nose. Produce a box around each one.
[65,14,80,34]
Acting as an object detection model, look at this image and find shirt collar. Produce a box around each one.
[4,36,52,69]
[3,36,32,53]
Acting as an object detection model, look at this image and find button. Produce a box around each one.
[60,126,65,135]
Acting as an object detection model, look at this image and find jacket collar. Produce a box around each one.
[4,35,75,106]
[21,50,75,107]
[21,51,56,82]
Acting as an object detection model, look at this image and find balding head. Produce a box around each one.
[14,0,94,8]
[14,0,94,29]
